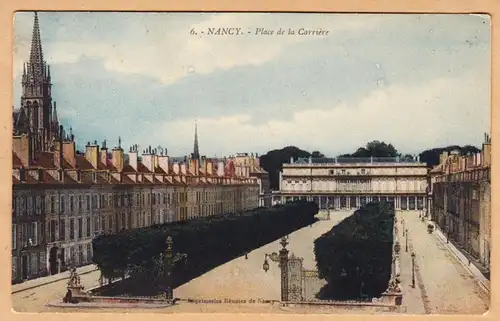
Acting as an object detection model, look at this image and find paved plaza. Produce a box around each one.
[11,210,489,314]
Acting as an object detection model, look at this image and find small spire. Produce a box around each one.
[52,101,58,124]
[192,120,200,160]
[118,136,122,149]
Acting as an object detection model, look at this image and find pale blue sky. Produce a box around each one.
[13,12,491,157]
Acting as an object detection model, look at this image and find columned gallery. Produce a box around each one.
[274,157,428,211]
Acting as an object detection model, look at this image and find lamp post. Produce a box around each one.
[405,229,408,252]
[262,235,290,302]
[411,252,416,288]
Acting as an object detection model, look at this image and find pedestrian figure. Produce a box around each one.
[245,252,248,259]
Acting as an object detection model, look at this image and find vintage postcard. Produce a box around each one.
[9,10,491,315]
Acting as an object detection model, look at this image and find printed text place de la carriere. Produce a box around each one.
[190,27,329,36]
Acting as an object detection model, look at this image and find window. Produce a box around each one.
[70,219,75,240]
[78,218,82,239]
[86,195,90,210]
[60,195,65,213]
[86,244,92,263]
[27,196,33,216]
[59,219,66,241]
[341,169,346,175]
[36,196,41,215]
[12,225,16,250]
[329,170,334,175]
[78,195,82,210]
[69,195,74,212]
[86,218,91,237]
[93,217,99,235]
[32,222,38,245]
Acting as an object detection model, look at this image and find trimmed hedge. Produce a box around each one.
[92,201,318,293]
[314,201,395,300]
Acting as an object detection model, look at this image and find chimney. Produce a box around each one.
[217,161,225,177]
[111,137,124,172]
[172,163,180,175]
[142,146,155,172]
[63,140,76,168]
[85,140,100,169]
[440,151,449,165]
[157,154,170,174]
[308,156,312,164]
[100,140,108,167]
[190,158,199,175]
[482,136,491,167]
[206,159,213,176]
[12,135,31,167]
[129,144,139,171]
[290,156,294,164]
[180,162,187,175]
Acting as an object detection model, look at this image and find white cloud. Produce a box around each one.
[13,13,384,85]
[144,70,489,157]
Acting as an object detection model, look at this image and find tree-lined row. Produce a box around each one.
[314,201,395,300]
[92,201,318,294]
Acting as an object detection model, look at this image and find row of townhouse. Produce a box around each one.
[12,134,260,283]
[428,133,491,273]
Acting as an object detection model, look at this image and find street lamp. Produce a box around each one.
[405,229,408,252]
[262,236,290,302]
[411,252,416,288]
[262,254,270,272]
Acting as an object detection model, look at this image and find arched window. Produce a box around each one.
[33,101,39,130]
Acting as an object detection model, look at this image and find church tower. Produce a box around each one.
[15,12,57,151]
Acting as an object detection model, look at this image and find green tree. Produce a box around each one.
[342,141,399,158]
[418,145,480,167]
[259,146,313,190]
[311,151,325,158]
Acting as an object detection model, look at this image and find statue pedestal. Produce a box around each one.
[64,285,91,303]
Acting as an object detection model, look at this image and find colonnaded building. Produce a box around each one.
[274,156,429,211]
[11,12,265,283]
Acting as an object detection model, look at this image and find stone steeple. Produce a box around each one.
[15,11,56,152]
[29,12,44,80]
[192,120,200,160]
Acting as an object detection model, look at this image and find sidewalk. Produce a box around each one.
[11,264,99,294]
[430,223,490,293]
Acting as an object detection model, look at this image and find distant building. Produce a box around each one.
[429,134,491,272]
[275,156,428,210]
[11,12,260,283]
[229,153,271,207]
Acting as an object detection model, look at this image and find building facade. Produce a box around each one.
[429,134,491,271]
[11,12,260,283]
[230,153,272,207]
[274,156,429,211]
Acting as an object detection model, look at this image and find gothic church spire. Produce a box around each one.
[192,120,200,160]
[29,12,44,80]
